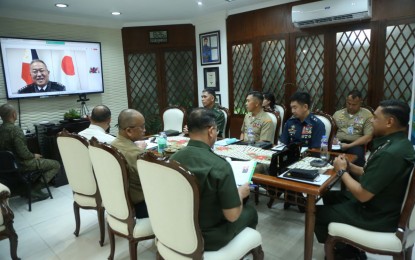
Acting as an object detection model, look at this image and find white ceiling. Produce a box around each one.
[0,0,298,28]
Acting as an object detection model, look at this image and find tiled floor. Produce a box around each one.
[0,185,401,259]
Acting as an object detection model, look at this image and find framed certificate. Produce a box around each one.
[204,67,219,91]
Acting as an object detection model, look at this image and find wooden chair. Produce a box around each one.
[313,110,338,150]
[137,152,264,260]
[56,129,105,246]
[161,106,186,133]
[0,151,53,212]
[325,166,415,260]
[265,110,282,144]
[218,106,231,138]
[0,183,20,260]
[275,103,287,136]
[88,138,154,260]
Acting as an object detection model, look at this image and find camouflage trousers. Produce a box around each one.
[21,158,60,188]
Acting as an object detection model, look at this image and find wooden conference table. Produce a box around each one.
[252,149,356,260]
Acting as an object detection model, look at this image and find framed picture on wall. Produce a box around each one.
[215,94,222,106]
[199,31,221,66]
[204,67,220,91]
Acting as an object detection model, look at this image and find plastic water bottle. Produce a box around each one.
[320,135,329,161]
[157,132,167,154]
[247,127,255,146]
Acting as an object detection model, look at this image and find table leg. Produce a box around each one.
[304,195,316,260]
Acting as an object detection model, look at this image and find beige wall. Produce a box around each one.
[0,17,127,135]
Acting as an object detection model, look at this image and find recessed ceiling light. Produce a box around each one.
[55,3,68,8]
[111,12,121,16]
[197,1,203,6]
[225,0,235,2]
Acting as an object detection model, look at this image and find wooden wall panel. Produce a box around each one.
[227,0,415,120]
[122,24,195,52]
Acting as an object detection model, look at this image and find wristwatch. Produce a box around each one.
[336,169,347,177]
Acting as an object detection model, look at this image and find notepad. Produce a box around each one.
[215,138,240,146]
[229,160,257,186]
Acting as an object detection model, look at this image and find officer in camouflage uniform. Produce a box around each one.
[0,104,60,200]
[183,89,225,136]
[18,59,66,94]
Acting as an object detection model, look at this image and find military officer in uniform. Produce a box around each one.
[0,104,60,201]
[315,100,415,259]
[280,91,325,148]
[240,91,273,142]
[171,108,258,250]
[333,90,373,166]
[183,88,225,136]
[18,59,66,93]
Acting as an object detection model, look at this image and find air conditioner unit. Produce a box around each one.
[292,0,372,28]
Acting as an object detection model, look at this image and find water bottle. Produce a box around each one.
[157,132,167,154]
[320,135,329,161]
[247,127,255,146]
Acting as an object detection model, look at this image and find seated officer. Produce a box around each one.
[280,91,325,148]
[315,100,415,259]
[0,104,60,201]
[333,90,373,166]
[183,88,225,136]
[171,108,258,250]
[240,91,273,142]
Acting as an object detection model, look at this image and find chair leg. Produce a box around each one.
[40,173,53,199]
[27,183,32,212]
[156,251,165,260]
[254,186,259,205]
[8,226,20,260]
[251,245,264,260]
[324,235,337,260]
[98,207,105,247]
[404,245,413,260]
[129,240,138,260]
[73,202,81,237]
[108,225,115,260]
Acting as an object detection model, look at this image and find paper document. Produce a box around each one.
[229,160,257,186]
[215,138,240,146]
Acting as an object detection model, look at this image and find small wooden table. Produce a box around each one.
[252,151,356,260]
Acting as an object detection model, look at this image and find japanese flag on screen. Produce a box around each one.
[57,50,79,89]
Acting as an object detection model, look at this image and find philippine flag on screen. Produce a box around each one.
[21,49,38,85]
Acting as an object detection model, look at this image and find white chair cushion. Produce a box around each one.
[163,108,184,132]
[157,227,262,260]
[275,105,285,135]
[328,222,403,252]
[265,112,277,143]
[107,215,153,238]
[315,115,332,137]
[73,193,98,207]
[0,183,10,226]
[220,109,228,138]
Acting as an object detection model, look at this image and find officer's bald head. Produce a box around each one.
[0,104,16,122]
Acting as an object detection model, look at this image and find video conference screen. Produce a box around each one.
[0,37,104,99]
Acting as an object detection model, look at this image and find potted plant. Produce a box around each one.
[64,109,81,121]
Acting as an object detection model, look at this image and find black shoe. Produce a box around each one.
[284,202,291,209]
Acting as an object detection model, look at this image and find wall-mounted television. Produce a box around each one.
[0,37,104,99]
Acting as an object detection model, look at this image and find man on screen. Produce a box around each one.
[18,59,66,93]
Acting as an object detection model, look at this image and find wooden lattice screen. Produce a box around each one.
[296,35,325,110]
[232,43,254,115]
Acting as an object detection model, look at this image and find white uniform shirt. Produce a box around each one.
[78,124,115,143]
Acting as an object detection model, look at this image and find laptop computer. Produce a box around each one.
[268,142,302,177]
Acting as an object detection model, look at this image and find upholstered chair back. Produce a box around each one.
[137,153,203,259]
[313,110,337,150]
[57,130,98,200]
[218,106,230,138]
[274,104,286,136]
[162,106,186,132]
[265,111,281,144]
[89,138,131,224]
